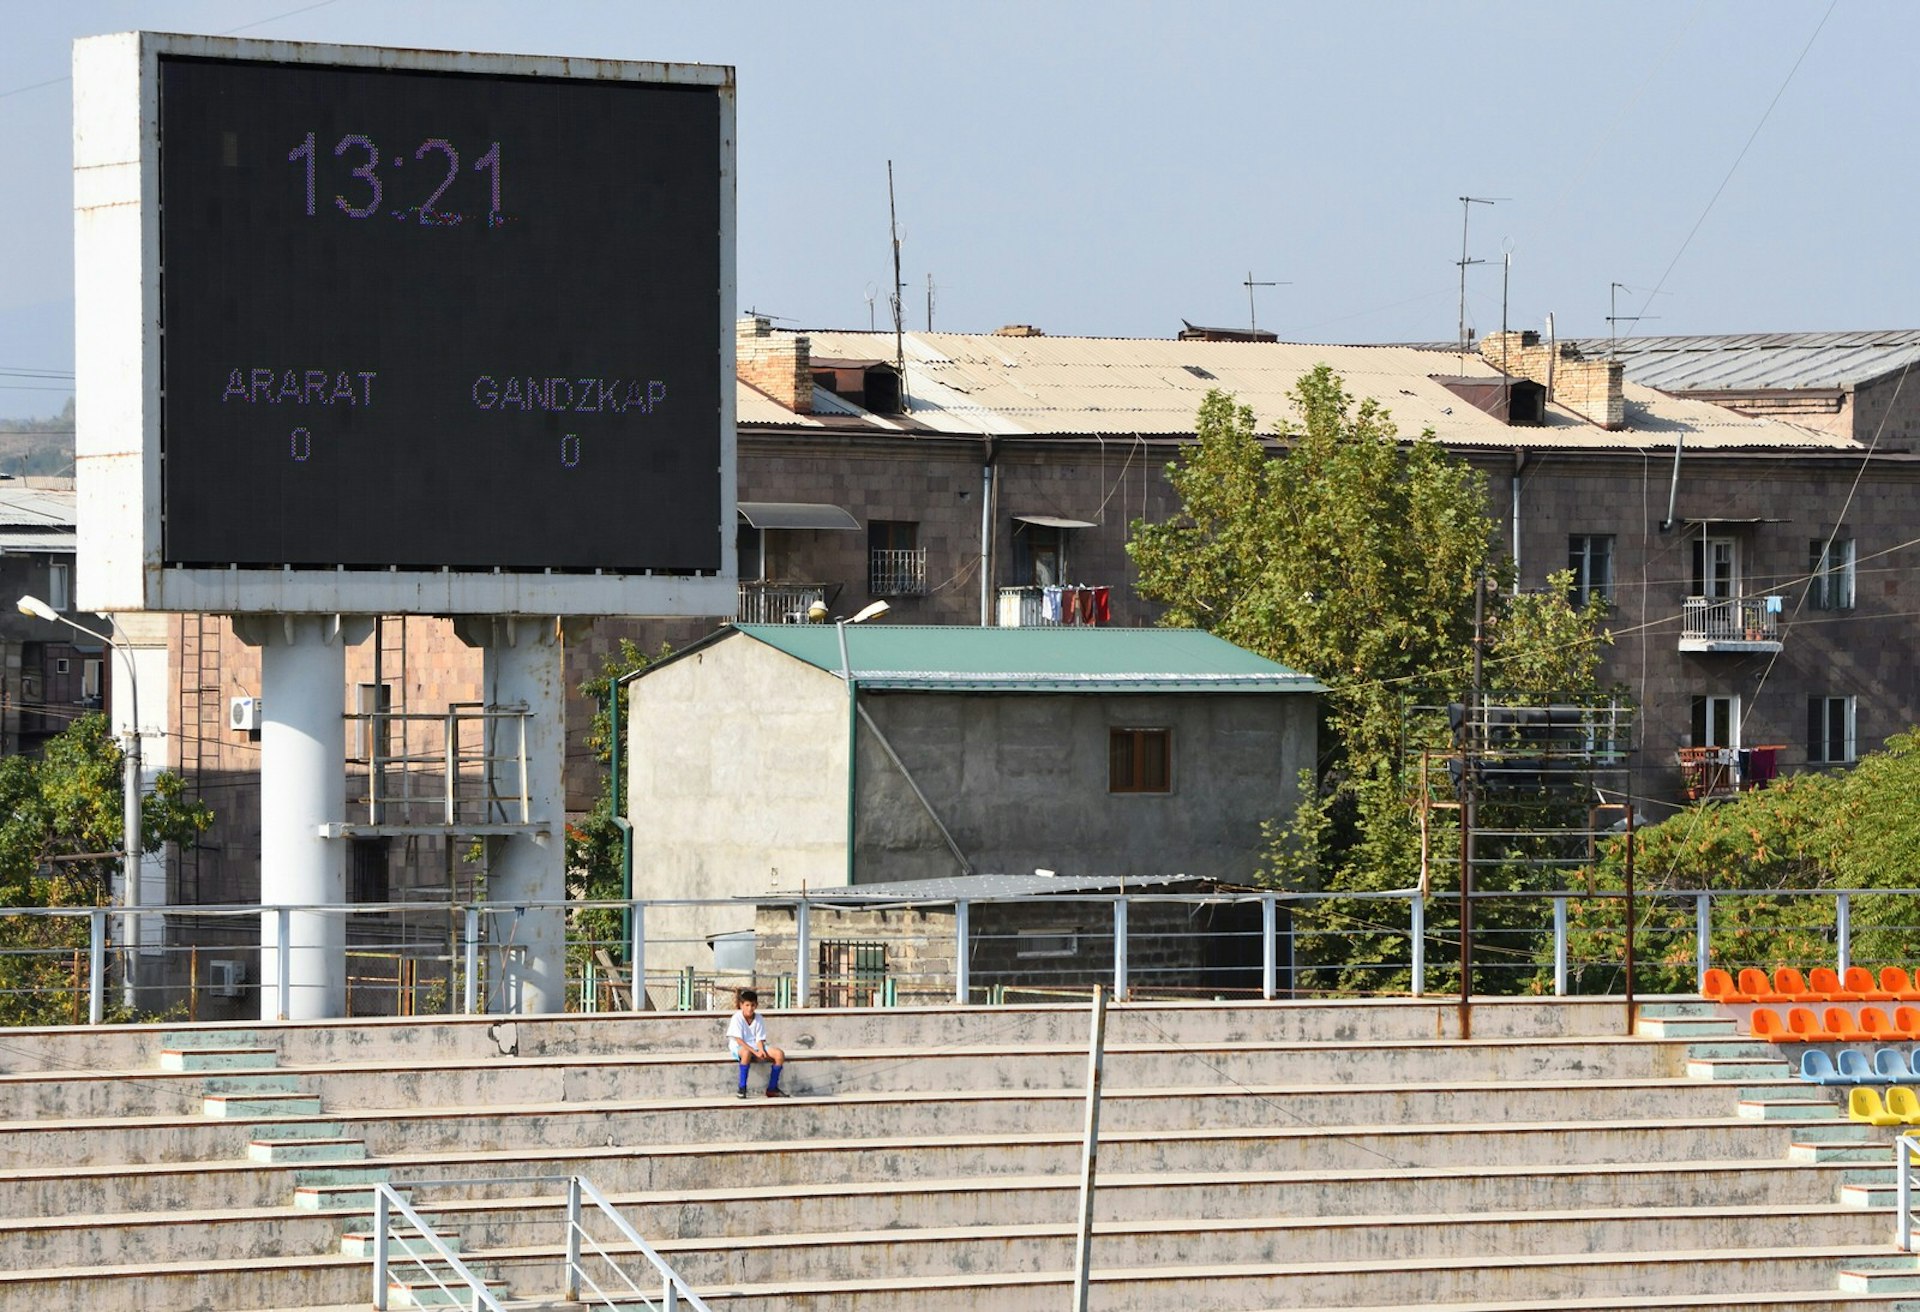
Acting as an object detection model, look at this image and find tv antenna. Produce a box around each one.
[864,282,878,331]
[1456,196,1507,360]
[926,273,937,332]
[1607,281,1662,354]
[887,161,906,376]
[1244,271,1289,334]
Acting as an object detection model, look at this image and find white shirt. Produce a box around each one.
[727,1012,766,1048]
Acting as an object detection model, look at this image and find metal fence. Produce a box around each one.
[3,886,1917,1025]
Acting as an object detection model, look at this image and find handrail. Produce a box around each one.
[364,1175,709,1311]
[371,1182,508,1312]
[567,1175,715,1311]
[1900,1132,1920,1252]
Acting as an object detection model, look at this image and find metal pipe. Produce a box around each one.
[1552,896,1568,996]
[463,907,480,1015]
[795,898,811,1008]
[88,908,105,1025]
[954,900,970,1005]
[978,439,995,625]
[1071,985,1108,1312]
[1411,897,1425,997]
[1112,899,1128,1000]
[564,1177,582,1301]
[1261,896,1277,1001]
[1696,893,1711,992]
[1837,893,1852,975]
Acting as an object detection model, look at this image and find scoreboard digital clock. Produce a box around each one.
[75,33,737,616]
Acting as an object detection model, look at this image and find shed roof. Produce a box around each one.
[0,483,75,554]
[717,624,1325,694]
[749,871,1245,904]
[1567,331,1920,393]
[745,330,1856,453]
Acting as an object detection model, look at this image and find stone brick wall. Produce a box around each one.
[736,317,811,413]
[1479,330,1625,429]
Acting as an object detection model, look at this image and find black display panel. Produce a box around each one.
[157,56,723,571]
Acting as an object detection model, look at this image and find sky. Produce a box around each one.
[1,0,1911,420]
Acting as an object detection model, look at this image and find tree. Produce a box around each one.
[0,713,213,1024]
[1129,375,1615,993]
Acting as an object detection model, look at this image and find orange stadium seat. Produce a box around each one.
[1740,968,1791,1003]
[1774,968,1817,1004]
[1845,966,1895,1001]
[1703,968,1748,1003]
[1822,1007,1867,1042]
[1861,1008,1917,1041]
[1750,1008,1791,1043]
[1810,967,1861,1002]
[1789,1007,1839,1042]
[1882,968,1920,1002]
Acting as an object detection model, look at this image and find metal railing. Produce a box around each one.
[1899,1133,1920,1252]
[868,547,927,596]
[344,705,533,828]
[7,885,1920,1024]
[369,1175,711,1311]
[735,582,827,624]
[1680,595,1782,645]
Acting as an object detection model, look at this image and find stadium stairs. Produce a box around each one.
[1,996,1919,1310]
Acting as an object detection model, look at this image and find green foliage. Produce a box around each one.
[0,713,213,1024]
[1130,375,1615,995]
[567,640,669,960]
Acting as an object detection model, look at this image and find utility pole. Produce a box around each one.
[1459,567,1488,1039]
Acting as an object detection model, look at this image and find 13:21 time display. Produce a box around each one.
[286,131,507,227]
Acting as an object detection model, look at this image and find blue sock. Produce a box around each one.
[766,1065,781,1092]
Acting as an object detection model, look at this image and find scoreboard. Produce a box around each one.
[75,33,735,615]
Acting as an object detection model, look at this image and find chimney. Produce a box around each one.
[735,316,812,414]
[1478,330,1625,430]
[992,324,1045,337]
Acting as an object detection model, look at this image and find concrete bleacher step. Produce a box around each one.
[1688,1055,1794,1080]
[384,1275,513,1308]
[204,1092,326,1117]
[1739,1095,1843,1120]
[246,1135,366,1164]
[159,1046,280,1073]
[295,1181,410,1211]
[1292,1293,1920,1311]
[1839,1254,1920,1294]
[339,1227,463,1259]
[1638,1015,1740,1039]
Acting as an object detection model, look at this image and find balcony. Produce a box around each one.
[869,548,927,596]
[1678,595,1783,653]
[736,582,828,625]
[996,584,1111,627]
[1676,744,1784,802]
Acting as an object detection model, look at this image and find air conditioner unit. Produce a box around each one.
[230,696,262,732]
[208,959,245,998]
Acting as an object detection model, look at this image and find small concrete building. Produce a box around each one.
[625,624,1321,967]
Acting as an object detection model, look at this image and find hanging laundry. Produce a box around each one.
[1042,586,1065,623]
[1091,586,1111,624]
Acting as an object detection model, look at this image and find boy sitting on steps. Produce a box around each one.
[726,988,787,1098]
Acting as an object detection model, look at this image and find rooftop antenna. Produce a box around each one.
[864,282,877,331]
[926,272,936,333]
[887,161,906,378]
[1456,196,1506,363]
[1607,281,1661,355]
[1243,271,1288,335]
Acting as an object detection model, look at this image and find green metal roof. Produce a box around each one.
[729,624,1324,694]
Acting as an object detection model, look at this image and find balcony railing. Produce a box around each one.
[996,584,1110,627]
[1679,595,1783,652]
[1676,744,1784,801]
[869,548,927,596]
[736,583,828,625]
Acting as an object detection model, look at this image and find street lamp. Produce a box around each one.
[835,599,891,683]
[16,594,142,1006]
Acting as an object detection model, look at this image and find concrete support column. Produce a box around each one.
[235,614,370,1020]
[455,616,570,1015]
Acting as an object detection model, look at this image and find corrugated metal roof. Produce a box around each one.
[774,331,1857,452]
[737,502,860,531]
[0,484,75,529]
[1566,332,1920,393]
[748,871,1240,903]
[729,623,1325,693]
[0,531,75,555]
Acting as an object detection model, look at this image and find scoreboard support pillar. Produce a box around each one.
[457,615,571,1015]
[237,613,372,1020]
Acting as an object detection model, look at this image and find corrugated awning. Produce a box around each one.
[737,502,861,531]
[1013,514,1098,529]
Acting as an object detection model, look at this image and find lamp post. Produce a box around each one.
[16,594,142,1007]
[834,600,890,890]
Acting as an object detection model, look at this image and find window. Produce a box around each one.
[1689,535,1737,599]
[1013,522,1065,587]
[1015,930,1080,958]
[1109,728,1171,793]
[348,837,390,903]
[1690,695,1737,749]
[81,659,101,701]
[1568,535,1614,606]
[1809,538,1855,610]
[1808,696,1856,764]
[46,560,70,611]
[353,682,393,763]
[54,657,69,675]
[868,520,926,595]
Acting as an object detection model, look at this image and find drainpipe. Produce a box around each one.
[608,671,637,963]
[1660,431,1686,533]
[1511,449,1526,593]
[978,436,997,626]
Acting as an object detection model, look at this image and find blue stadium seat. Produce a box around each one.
[1876,1048,1916,1083]
[1837,1050,1876,1084]
[1801,1050,1849,1085]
